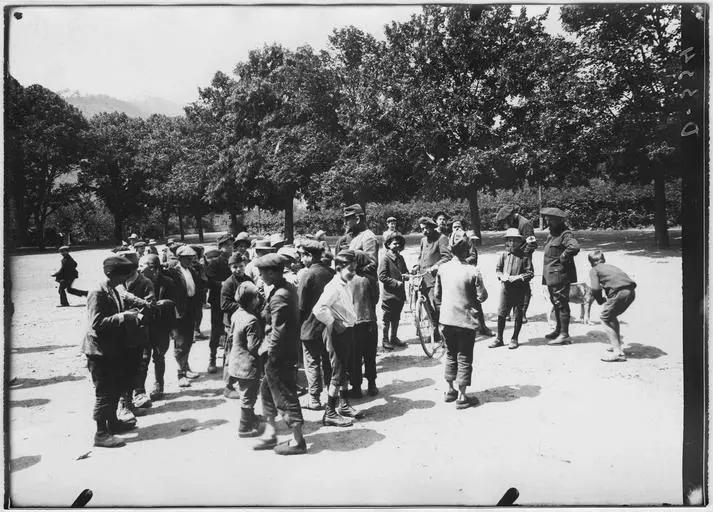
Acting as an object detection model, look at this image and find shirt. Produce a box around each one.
[313,275,357,330]
[180,265,195,297]
[589,263,637,302]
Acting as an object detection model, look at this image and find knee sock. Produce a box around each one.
[497,315,506,339]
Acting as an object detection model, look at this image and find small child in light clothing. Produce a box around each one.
[588,251,636,362]
[228,281,265,438]
[491,229,534,350]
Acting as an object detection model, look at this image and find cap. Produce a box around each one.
[228,252,248,265]
[176,245,197,257]
[58,246,70,252]
[234,232,250,243]
[166,238,175,246]
[343,204,364,217]
[386,216,397,223]
[148,239,157,245]
[254,239,275,252]
[103,256,134,276]
[204,249,221,258]
[277,246,299,262]
[418,216,437,227]
[504,228,524,239]
[496,205,516,222]
[269,233,286,248]
[216,234,233,246]
[448,230,468,250]
[299,239,324,255]
[384,233,406,247]
[133,241,146,248]
[235,281,259,304]
[540,207,567,218]
[466,229,480,240]
[123,252,139,267]
[254,253,284,269]
[335,249,356,262]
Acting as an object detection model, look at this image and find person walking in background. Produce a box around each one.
[490,229,534,350]
[133,241,147,259]
[378,233,409,351]
[82,256,139,448]
[435,231,488,410]
[464,230,494,337]
[52,246,87,307]
[414,216,451,341]
[233,232,251,257]
[541,207,580,345]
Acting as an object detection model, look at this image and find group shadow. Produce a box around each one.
[11,344,76,355]
[376,353,441,372]
[306,428,386,454]
[10,398,50,408]
[125,418,228,443]
[10,454,41,473]
[472,384,541,404]
[9,374,85,390]
[138,397,225,416]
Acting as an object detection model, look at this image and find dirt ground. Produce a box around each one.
[6,229,683,507]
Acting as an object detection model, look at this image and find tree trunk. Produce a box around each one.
[195,213,204,243]
[538,184,544,229]
[177,206,185,241]
[229,207,245,235]
[284,196,294,244]
[467,187,482,246]
[653,166,669,249]
[36,212,46,249]
[161,207,171,238]
[113,214,124,244]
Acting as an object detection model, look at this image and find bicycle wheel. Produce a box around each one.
[415,298,440,358]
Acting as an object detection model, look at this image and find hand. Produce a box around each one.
[429,266,438,276]
[411,265,420,274]
[401,273,410,281]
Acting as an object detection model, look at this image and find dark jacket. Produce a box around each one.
[351,272,379,323]
[298,262,335,341]
[542,229,580,285]
[589,263,637,304]
[148,272,178,330]
[53,254,78,282]
[378,251,408,303]
[81,281,128,358]
[220,273,254,328]
[262,277,300,364]
[228,308,264,380]
[205,254,231,307]
[418,232,452,288]
[495,250,535,287]
[124,273,155,347]
[514,214,538,256]
[166,265,202,318]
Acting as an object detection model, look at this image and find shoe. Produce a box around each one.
[178,377,192,387]
[505,315,511,321]
[338,393,363,418]
[304,395,323,410]
[116,400,136,423]
[185,370,200,379]
[601,353,626,362]
[322,396,353,427]
[149,383,164,401]
[455,397,473,410]
[391,337,407,348]
[207,362,217,374]
[223,387,240,399]
[547,334,572,346]
[488,338,504,348]
[274,439,307,455]
[444,389,458,403]
[544,330,560,340]
[238,409,263,438]
[108,420,137,434]
[479,327,494,337]
[508,340,519,350]
[194,331,207,340]
[133,393,152,409]
[94,433,126,448]
[347,387,363,399]
[367,381,378,396]
[57,304,70,308]
[381,341,395,351]
[252,436,278,450]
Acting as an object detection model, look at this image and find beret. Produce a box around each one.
[503,228,524,239]
[343,204,364,217]
[335,249,356,262]
[216,234,233,246]
[204,249,221,258]
[299,239,324,254]
[58,246,70,252]
[133,241,146,248]
[176,245,197,257]
[228,252,248,265]
[540,207,567,218]
[234,232,250,243]
[495,205,516,222]
[277,246,299,262]
[254,253,284,269]
[269,233,286,248]
[386,216,397,223]
[235,281,259,304]
[418,216,437,227]
[103,255,134,275]
[384,233,405,247]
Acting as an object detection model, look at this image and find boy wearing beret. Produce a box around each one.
[378,233,409,351]
[588,251,637,362]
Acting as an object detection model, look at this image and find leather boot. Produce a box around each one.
[545,309,561,339]
[549,310,572,345]
[381,326,394,351]
[322,395,353,427]
[207,352,217,374]
[238,408,261,438]
[338,390,363,419]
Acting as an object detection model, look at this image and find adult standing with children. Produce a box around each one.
[540,207,580,345]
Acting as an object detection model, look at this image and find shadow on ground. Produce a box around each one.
[9,375,85,390]
[10,398,50,408]
[160,388,225,401]
[377,354,441,372]
[625,343,667,359]
[306,428,386,454]
[11,344,76,355]
[140,397,224,416]
[10,455,41,473]
[474,384,542,404]
[126,418,228,443]
[525,330,608,347]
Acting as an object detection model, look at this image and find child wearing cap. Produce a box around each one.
[382,217,400,246]
[378,233,409,351]
[588,251,637,362]
[463,230,494,337]
[490,229,534,349]
[228,281,265,437]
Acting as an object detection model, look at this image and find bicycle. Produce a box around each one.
[408,272,446,359]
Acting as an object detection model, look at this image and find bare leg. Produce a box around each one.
[458,384,467,402]
[602,317,623,355]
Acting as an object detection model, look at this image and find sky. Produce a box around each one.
[8,4,563,108]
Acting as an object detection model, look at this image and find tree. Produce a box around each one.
[81,113,149,243]
[5,79,88,247]
[560,4,681,248]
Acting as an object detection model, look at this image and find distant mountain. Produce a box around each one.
[58,90,185,118]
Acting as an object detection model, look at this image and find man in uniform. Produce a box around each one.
[414,216,452,339]
[344,204,379,275]
[495,205,538,322]
[540,207,580,345]
[52,246,87,307]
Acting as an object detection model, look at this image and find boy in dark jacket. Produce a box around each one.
[228,281,265,438]
[52,246,87,307]
[349,250,380,398]
[378,233,409,351]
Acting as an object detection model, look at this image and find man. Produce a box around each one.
[252,253,306,455]
[82,255,139,448]
[297,239,335,410]
[382,217,400,245]
[161,239,175,265]
[128,233,139,248]
[133,241,147,258]
[435,211,450,237]
[414,216,452,339]
[165,245,203,387]
[344,204,379,275]
[495,205,538,322]
[349,250,380,398]
[233,232,251,257]
[52,246,87,307]
[205,244,231,373]
[464,231,493,337]
[147,239,159,256]
[269,233,287,251]
[540,207,580,345]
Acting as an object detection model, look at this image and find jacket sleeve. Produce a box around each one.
[362,234,379,272]
[378,256,402,290]
[434,272,443,303]
[436,236,452,267]
[298,273,311,322]
[495,252,504,279]
[520,220,538,255]
[87,289,125,333]
[245,316,263,354]
[560,232,580,262]
[520,256,535,282]
[589,268,606,305]
[266,291,289,357]
[221,279,239,316]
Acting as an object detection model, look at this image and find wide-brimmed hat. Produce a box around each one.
[133,241,146,248]
[503,228,524,239]
[254,239,276,253]
[234,232,250,243]
[148,239,157,245]
[129,233,139,240]
[269,233,286,248]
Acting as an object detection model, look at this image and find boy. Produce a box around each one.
[52,246,87,306]
[382,217,400,245]
[490,229,534,350]
[435,231,488,410]
[378,233,409,351]
[349,250,380,398]
[588,251,637,362]
[464,230,493,337]
[228,281,265,437]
